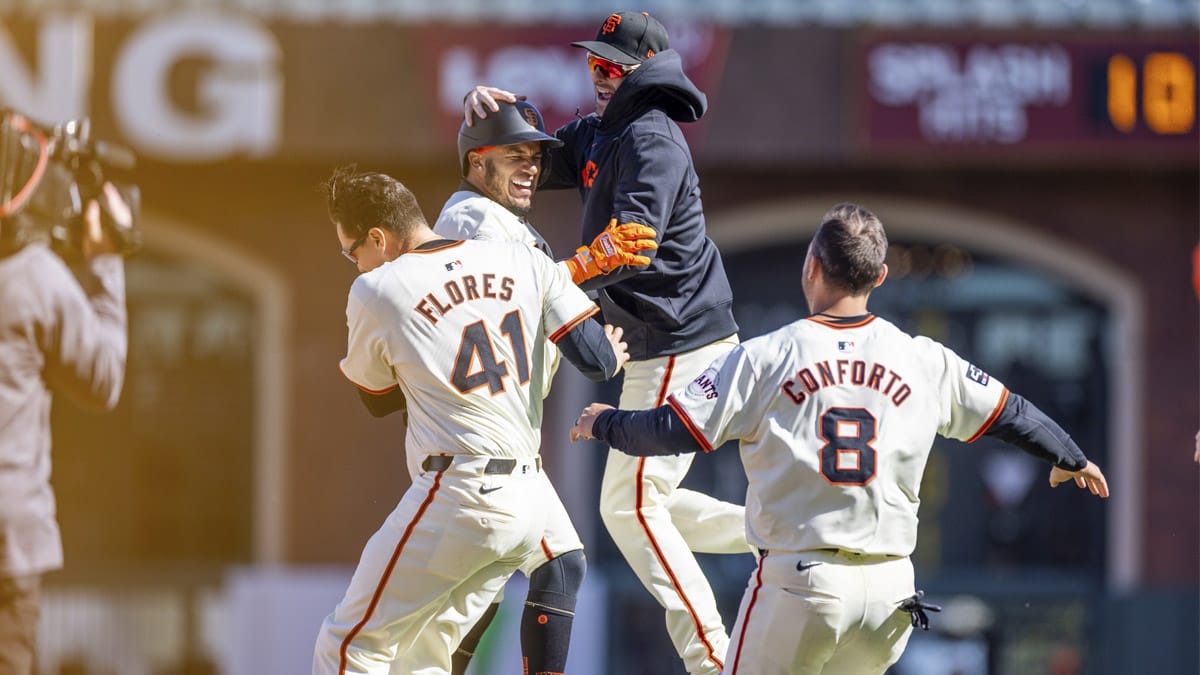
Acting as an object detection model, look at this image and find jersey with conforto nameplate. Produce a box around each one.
[667,314,1008,557]
[340,239,598,469]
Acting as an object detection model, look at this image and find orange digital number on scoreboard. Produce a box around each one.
[1107,51,1196,135]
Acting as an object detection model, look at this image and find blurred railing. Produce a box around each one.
[4,0,1197,27]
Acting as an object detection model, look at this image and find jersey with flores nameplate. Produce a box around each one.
[434,189,562,397]
[340,238,597,477]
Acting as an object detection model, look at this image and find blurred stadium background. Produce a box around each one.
[1,0,1196,673]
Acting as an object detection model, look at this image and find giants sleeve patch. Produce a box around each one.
[686,368,720,400]
[966,363,990,385]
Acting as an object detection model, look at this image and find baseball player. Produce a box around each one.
[570,203,1111,675]
[431,100,656,675]
[464,12,747,673]
[311,166,629,675]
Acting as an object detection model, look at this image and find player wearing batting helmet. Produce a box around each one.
[432,100,655,675]
[464,12,748,674]
[312,166,630,675]
[571,203,1111,675]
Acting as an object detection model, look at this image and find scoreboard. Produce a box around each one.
[860,33,1197,161]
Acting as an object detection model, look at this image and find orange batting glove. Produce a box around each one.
[565,218,658,284]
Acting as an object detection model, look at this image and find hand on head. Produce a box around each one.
[464,86,520,126]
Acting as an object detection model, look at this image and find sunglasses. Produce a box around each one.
[341,231,370,263]
[588,53,639,79]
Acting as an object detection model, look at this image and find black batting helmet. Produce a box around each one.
[458,100,562,181]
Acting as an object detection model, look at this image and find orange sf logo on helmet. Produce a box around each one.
[521,108,539,129]
[602,13,621,35]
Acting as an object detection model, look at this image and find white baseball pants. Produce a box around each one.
[725,549,916,675]
[313,456,546,675]
[599,336,747,675]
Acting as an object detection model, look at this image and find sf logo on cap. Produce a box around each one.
[602,13,621,34]
[521,108,539,129]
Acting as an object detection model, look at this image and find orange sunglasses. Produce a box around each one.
[588,53,639,79]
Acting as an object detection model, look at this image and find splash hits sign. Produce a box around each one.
[867,40,1072,145]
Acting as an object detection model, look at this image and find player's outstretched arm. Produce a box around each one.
[1049,460,1110,498]
[570,401,707,456]
[570,403,613,442]
[464,86,519,125]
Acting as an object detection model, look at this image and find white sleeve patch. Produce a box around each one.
[685,367,721,401]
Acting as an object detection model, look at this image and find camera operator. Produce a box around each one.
[0,179,131,673]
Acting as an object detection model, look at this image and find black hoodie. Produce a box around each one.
[543,49,738,361]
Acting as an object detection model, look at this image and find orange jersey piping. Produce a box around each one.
[548,305,599,343]
[338,361,398,395]
[667,395,714,453]
[805,314,877,330]
[632,355,724,671]
[730,552,768,674]
[403,239,467,255]
[338,471,444,673]
[967,386,1010,443]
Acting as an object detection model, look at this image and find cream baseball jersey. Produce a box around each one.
[667,314,1008,557]
[434,191,563,394]
[434,191,553,255]
[339,238,597,467]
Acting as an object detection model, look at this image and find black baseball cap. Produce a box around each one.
[571,11,669,66]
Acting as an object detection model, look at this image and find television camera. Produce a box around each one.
[0,108,140,258]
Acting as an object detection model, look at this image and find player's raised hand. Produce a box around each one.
[596,219,658,272]
[1049,460,1110,498]
[571,402,614,442]
[464,86,520,126]
[605,324,629,373]
[565,219,659,284]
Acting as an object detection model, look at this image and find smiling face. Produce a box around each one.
[590,56,638,117]
[467,141,543,217]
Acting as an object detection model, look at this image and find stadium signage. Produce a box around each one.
[867,42,1071,144]
[0,12,281,161]
[861,34,1198,158]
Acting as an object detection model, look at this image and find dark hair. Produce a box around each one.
[322,164,426,239]
[810,203,888,295]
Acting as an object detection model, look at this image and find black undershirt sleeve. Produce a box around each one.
[592,406,706,456]
[983,393,1088,470]
[358,387,407,418]
[555,317,618,382]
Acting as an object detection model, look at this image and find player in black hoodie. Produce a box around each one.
[466,12,745,675]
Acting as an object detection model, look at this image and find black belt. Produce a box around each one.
[421,455,541,474]
[759,548,903,561]
[817,547,904,560]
